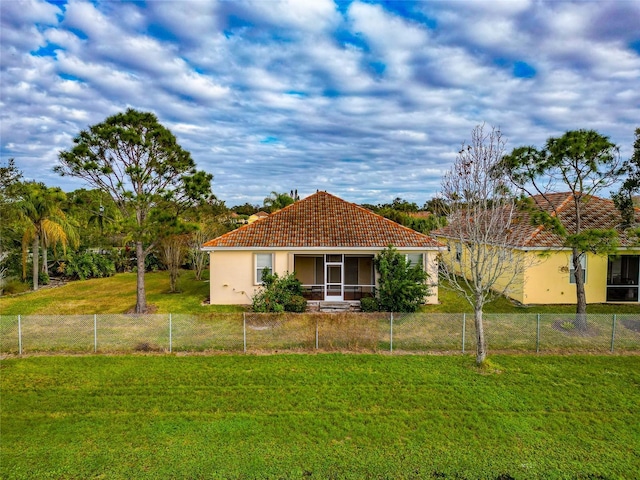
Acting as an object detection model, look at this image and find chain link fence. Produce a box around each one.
[1,312,639,355]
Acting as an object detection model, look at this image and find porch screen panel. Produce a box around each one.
[294,256,315,284]
[607,255,639,302]
[345,257,359,285]
[315,257,325,284]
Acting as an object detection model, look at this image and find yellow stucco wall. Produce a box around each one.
[521,251,609,304]
[435,235,639,305]
[208,249,440,305]
[435,238,527,303]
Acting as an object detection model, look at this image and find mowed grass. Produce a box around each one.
[1,354,638,479]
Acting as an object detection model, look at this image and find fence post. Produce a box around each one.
[243,312,247,353]
[536,314,540,353]
[611,314,617,353]
[18,314,22,355]
[169,313,172,353]
[462,313,466,354]
[94,314,97,353]
[390,312,394,353]
[315,316,319,350]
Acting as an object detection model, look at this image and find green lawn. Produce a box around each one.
[0,270,244,315]
[2,269,640,315]
[1,354,638,479]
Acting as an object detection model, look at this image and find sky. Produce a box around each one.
[1,0,639,207]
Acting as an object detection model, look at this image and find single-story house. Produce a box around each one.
[433,192,640,304]
[202,191,444,306]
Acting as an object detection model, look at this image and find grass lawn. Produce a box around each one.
[1,354,638,479]
[0,270,244,315]
[2,270,640,315]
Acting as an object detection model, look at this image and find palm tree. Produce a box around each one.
[263,191,295,213]
[17,183,77,290]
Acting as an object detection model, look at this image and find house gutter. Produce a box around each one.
[201,245,447,252]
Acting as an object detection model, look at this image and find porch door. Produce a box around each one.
[325,254,343,301]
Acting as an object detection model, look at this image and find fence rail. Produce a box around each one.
[1,312,639,355]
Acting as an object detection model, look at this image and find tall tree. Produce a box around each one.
[0,159,24,293]
[16,182,77,290]
[498,129,621,325]
[56,109,212,313]
[438,125,531,364]
[613,128,640,228]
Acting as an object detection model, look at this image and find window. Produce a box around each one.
[455,244,462,263]
[569,253,587,284]
[255,253,273,284]
[406,253,424,269]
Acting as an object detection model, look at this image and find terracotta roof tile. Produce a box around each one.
[203,191,443,249]
[434,192,640,248]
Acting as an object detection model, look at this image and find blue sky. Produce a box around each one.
[1,0,639,207]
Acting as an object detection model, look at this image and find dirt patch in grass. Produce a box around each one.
[621,319,640,333]
[125,304,158,314]
[552,320,601,337]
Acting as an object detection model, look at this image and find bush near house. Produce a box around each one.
[251,270,307,313]
[373,245,430,312]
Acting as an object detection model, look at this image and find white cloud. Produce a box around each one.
[1,0,638,206]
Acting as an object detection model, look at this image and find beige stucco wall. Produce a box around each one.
[208,249,440,305]
[208,250,292,305]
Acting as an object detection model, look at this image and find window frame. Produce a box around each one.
[405,253,424,269]
[255,253,274,285]
[569,253,587,284]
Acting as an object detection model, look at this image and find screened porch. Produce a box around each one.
[294,254,375,301]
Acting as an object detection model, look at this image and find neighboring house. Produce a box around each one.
[247,211,269,224]
[202,191,444,305]
[433,192,640,305]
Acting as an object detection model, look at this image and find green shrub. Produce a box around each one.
[252,270,307,313]
[39,271,50,286]
[62,252,116,280]
[374,245,430,312]
[287,294,308,313]
[108,248,135,273]
[1,278,30,295]
[359,296,379,312]
[144,251,164,272]
[27,271,49,287]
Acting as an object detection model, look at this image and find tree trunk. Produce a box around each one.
[572,249,588,330]
[474,304,486,365]
[41,243,48,276]
[169,268,178,293]
[135,241,147,313]
[32,234,39,291]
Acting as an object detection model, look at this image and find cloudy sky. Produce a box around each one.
[1,0,639,207]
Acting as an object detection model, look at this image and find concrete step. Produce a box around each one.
[318,301,360,312]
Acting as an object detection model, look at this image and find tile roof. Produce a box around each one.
[434,192,640,249]
[203,191,443,249]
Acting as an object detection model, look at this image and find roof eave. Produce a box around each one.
[201,245,445,252]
